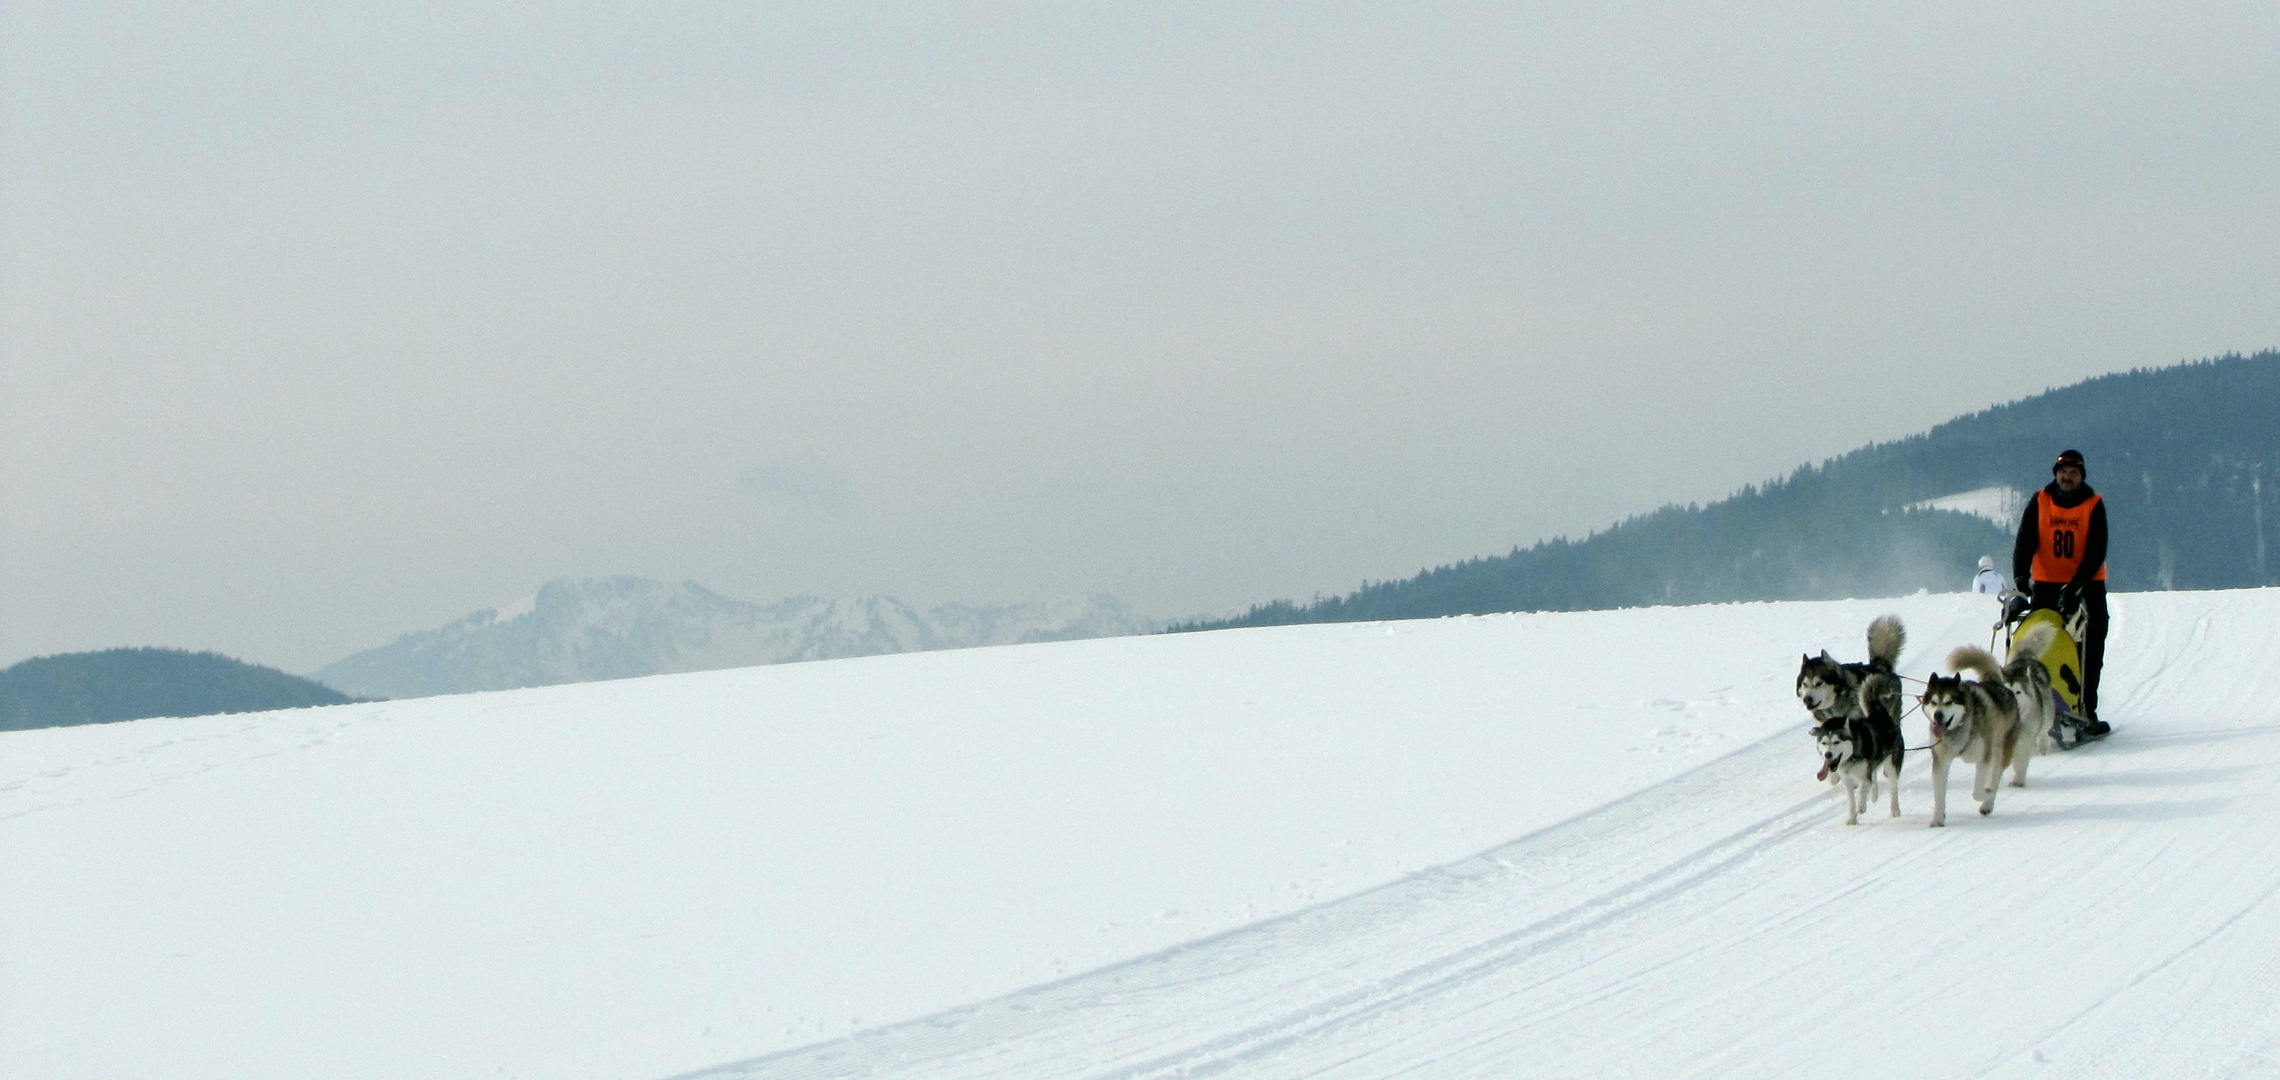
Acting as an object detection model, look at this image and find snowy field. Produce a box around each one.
[5,589,2277,1079]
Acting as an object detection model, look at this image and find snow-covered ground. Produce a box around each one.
[5,589,2277,1079]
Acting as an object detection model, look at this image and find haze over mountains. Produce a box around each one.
[311,578,1164,700]
[31,353,2275,715]
[1187,351,2280,630]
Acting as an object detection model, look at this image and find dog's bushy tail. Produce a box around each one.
[2004,621,2058,684]
[1866,615,1906,671]
[1853,673,1908,766]
[1947,644,2004,684]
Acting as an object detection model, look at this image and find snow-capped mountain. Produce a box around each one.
[309,577,1163,699]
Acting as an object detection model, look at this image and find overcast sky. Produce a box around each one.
[4,2,2277,673]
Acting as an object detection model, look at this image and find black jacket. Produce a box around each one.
[2012,481,2108,588]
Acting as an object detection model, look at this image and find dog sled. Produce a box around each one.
[1995,596,2100,749]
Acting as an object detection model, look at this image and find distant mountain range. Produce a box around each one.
[311,578,1166,700]
[1182,350,2280,631]
[1,648,366,732]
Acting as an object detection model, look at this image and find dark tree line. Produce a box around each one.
[1179,351,2280,632]
[0,647,370,732]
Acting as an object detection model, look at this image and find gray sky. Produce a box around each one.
[5,2,2277,673]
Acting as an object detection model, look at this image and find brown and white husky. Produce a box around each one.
[1921,622,2057,827]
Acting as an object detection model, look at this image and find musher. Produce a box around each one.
[2012,449,2111,737]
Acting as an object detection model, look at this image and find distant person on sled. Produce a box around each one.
[2012,449,2111,737]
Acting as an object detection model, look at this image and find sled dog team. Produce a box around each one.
[1795,615,2062,827]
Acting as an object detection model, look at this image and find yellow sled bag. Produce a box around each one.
[2017,608,2086,713]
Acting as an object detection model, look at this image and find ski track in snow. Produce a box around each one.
[671,590,2280,1080]
[7,591,2280,1080]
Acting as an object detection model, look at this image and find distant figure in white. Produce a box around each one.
[1971,555,2009,598]
[1973,555,2016,653]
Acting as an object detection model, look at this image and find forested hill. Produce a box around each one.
[0,648,367,732]
[1182,351,2280,631]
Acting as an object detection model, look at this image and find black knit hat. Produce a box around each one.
[2053,449,2086,474]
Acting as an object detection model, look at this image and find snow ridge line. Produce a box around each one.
[659,726,1829,1080]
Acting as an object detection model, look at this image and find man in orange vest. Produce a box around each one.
[2012,448,2111,737]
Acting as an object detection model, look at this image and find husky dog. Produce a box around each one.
[1921,626,2054,826]
[1797,615,1907,823]
[1814,676,1907,824]
[1796,615,1906,728]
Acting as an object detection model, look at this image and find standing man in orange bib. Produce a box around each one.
[2012,448,2111,737]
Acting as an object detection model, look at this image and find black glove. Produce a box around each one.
[2059,583,2084,616]
[2004,594,2031,624]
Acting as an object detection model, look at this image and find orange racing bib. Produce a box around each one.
[2031,490,2106,583]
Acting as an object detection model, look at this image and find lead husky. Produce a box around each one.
[1922,622,2057,827]
[1797,615,1907,823]
[1815,677,1906,824]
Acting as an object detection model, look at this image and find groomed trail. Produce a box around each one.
[8,591,2278,1080]
[672,590,2280,1080]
